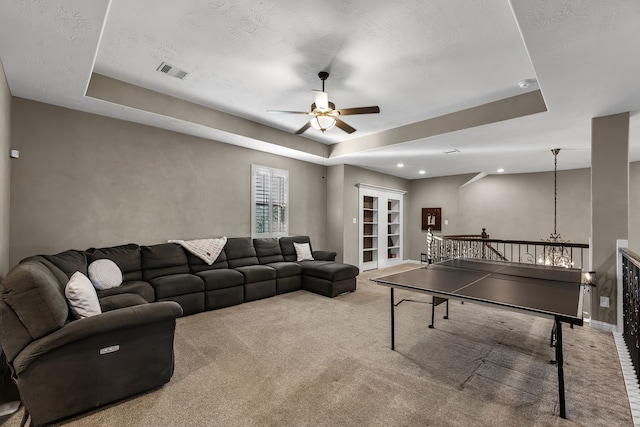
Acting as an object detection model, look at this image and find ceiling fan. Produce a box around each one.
[268,71,380,135]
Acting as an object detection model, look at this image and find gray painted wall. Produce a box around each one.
[0,62,10,277]
[326,164,345,262]
[408,173,476,260]
[629,162,640,254]
[9,98,327,266]
[591,113,629,325]
[407,169,592,261]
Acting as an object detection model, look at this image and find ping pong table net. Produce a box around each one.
[435,258,583,284]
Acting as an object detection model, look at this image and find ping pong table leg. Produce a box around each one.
[554,317,567,419]
[390,288,395,351]
[429,297,449,328]
[429,300,435,329]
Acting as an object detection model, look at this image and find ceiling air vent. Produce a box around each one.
[156,62,190,80]
[444,149,460,154]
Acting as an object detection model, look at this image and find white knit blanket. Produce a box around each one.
[168,237,227,265]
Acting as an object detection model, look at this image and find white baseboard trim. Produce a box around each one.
[613,332,640,426]
[403,259,423,264]
[589,319,618,332]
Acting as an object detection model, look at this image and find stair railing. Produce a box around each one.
[422,228,589,270]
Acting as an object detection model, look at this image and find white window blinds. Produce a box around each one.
[251,165,289,237]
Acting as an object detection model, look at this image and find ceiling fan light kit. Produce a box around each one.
[309,115,336,132]
[268,71,380,135]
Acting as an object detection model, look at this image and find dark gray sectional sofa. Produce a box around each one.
[29,235,358,316]
[78,235,357,315]
[0,235,358,426]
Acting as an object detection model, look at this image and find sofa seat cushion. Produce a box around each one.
[149,274,204,299]
[96,281,155,303]
[266,262,302,278]
[299,261,359,282]
[99,293,148,312]
[196,269,244,291]
[234,265,276,283]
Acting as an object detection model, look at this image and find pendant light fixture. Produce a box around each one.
[538,148,572,267]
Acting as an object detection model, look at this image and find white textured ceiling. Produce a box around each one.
[1,0,639,179]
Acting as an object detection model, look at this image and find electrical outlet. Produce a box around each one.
[599,296,609,308]
[352,218,357,224]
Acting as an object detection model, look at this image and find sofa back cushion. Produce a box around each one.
[187,250,228,273]
[42,249,88,278]
[20,255,72,293]
[86,244,142,281]
[279,236,312,262]
[141,243,189,281]
[0,261,69,361]
[224,237,259,268]
[253,238,285,264]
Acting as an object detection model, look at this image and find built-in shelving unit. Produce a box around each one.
[387,198,401,262]
[362,195,378,270]
[357,184,406,271]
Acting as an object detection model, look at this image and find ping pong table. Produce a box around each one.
[371,258,585,419]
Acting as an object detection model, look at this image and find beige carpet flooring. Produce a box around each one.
[1,264,633,426]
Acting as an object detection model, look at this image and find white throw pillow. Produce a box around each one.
[88,259,123,290]
[294,242,314,261]
[65,271,102,319]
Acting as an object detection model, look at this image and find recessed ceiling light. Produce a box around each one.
[419,170,426,174]
[518,79,537,89]
[497,168,505,173]
[397,163,404,168]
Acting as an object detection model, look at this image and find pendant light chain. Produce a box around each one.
[552,148,561,238]
[554,150,557,236]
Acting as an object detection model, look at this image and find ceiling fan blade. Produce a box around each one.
[335,118,356,134]
[313,90,329,110]
[295,121,312,135]
[267,110,312,115]
[335,106,380,116]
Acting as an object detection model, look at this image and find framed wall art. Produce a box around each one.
[421,208,441,231]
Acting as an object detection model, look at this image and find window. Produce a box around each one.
[251,165,288,237]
